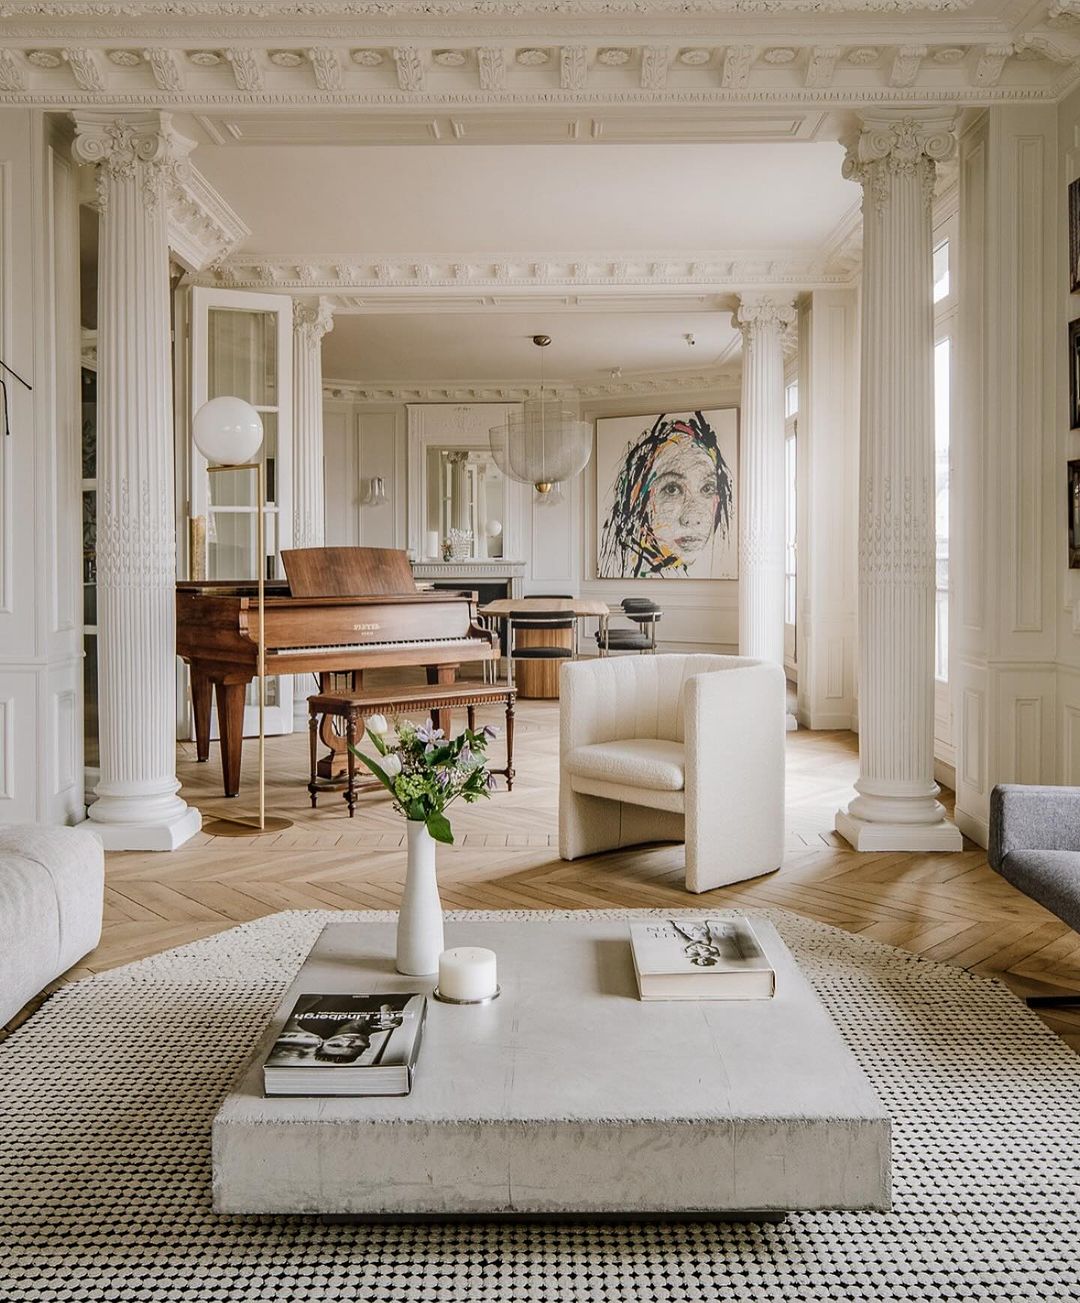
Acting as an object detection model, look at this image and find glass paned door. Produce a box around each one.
[189,287,294,736]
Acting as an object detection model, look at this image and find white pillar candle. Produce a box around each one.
[426,530,440,559]
[438,947,497,1001]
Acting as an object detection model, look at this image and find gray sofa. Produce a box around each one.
[988,784,1080,1006]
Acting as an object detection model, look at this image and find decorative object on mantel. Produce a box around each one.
[350,713,497,975]
[360,475,388,506]
[489,335,592,497]
[596,409,738,579]
[192,396,292,838]
[447,527,474,560]
[0,355,33,439]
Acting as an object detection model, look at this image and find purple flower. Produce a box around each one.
[481,724,499,740]
[459,743,474,766]
[486,771,497,790]
[416,721,444,745]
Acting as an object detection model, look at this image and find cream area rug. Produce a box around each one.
[2,908,1079,1303]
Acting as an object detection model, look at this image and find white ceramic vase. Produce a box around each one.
[396,820,445,976]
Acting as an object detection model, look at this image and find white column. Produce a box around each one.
[734,293,795,676]
[836,112,962,852]
[73,112,200,850]
[291,296,333,726]
[291,296,333,550]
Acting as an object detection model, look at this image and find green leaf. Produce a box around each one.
[426,811,454,845]
[350,747,397,795]
[368,730,388,756]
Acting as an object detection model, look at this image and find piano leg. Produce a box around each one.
[191,668,213,764]
[426,663,459,736]
[214,678,249,798]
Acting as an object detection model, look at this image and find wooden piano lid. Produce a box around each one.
[281,546,417,598]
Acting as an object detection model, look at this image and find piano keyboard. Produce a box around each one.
[267,637,490,657]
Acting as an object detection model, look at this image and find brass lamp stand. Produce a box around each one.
[193,396,293,838]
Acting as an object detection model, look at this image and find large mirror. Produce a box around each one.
[425,447,506,559]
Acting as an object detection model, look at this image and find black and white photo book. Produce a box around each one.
[629,917,776,1000]
[263,992,427,1096]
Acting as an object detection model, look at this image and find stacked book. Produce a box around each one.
[629,916,775,1000]
[263,992,427,1096]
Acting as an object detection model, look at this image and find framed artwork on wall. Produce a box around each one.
[595,408,738,580]
[1070,319,1080,430]
[1071,178,1080,294]
[1069,460,1080,570]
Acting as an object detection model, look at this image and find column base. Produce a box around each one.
[85,804,202,852]
[834,809,963,852]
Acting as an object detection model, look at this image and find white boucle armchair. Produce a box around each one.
[559,654,786,893]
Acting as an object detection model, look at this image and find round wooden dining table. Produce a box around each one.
[478,597,611,699]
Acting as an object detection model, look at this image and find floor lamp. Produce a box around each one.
[193,396,292,837]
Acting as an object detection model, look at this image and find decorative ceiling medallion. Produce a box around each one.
[678,48,711,65]
[188,50,222,66]
[269,50,304,67]
[597,48,631,66]
[847,47,880,65]
[433,50,467,67]
[351,49,383,66]
[26,50,62,68]
[933,47,966,64]
[762,48,797,64]
[516,48,549,66]
[107,49,142,67]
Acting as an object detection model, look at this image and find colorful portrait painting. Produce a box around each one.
[596,409,738,580]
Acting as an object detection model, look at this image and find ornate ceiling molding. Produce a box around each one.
[166,161,250,270]
[193,242,862,297]
[323,364,743,406]
[1,21,1079,106]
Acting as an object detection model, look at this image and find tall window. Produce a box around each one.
[784,380,798,634]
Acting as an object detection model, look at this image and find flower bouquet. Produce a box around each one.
[349,714,497,974]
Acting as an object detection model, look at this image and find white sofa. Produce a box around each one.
[0,826,104,1026]
[559,654,786,893]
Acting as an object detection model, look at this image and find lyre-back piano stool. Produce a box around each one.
[307,684,516,817]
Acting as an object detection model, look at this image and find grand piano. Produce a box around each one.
[176,546,497,798]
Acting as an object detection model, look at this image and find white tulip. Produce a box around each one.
[381,752,403,778]
[366,713,389,735]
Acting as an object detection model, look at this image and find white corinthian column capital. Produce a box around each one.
[835,109,961,852]
[735,293,795,679]
[72,110,196,214]
[72,111,200,850]
[841,110,957,215]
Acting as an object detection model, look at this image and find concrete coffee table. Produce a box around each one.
[213,918,890,1217]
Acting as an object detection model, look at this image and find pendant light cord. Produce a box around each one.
[0,358,33,439]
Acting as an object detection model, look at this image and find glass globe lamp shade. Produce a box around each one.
[193,396,264,466]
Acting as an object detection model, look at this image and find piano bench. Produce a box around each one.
[307,684,517,817]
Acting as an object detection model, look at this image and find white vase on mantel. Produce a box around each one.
[397,820,445,976]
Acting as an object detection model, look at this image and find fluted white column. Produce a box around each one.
[836,112,962,852]
[735,294,795,675]
[73,112,201,850]
[291,297,333,726]
[291,297,333,550]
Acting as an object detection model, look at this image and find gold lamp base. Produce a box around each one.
[202,815,294,838]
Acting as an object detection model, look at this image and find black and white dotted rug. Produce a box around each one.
[2,908,1079,1302]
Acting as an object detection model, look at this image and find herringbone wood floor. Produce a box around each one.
[72,694,1080,1051]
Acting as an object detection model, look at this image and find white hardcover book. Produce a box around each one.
[628,917,776,1000]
